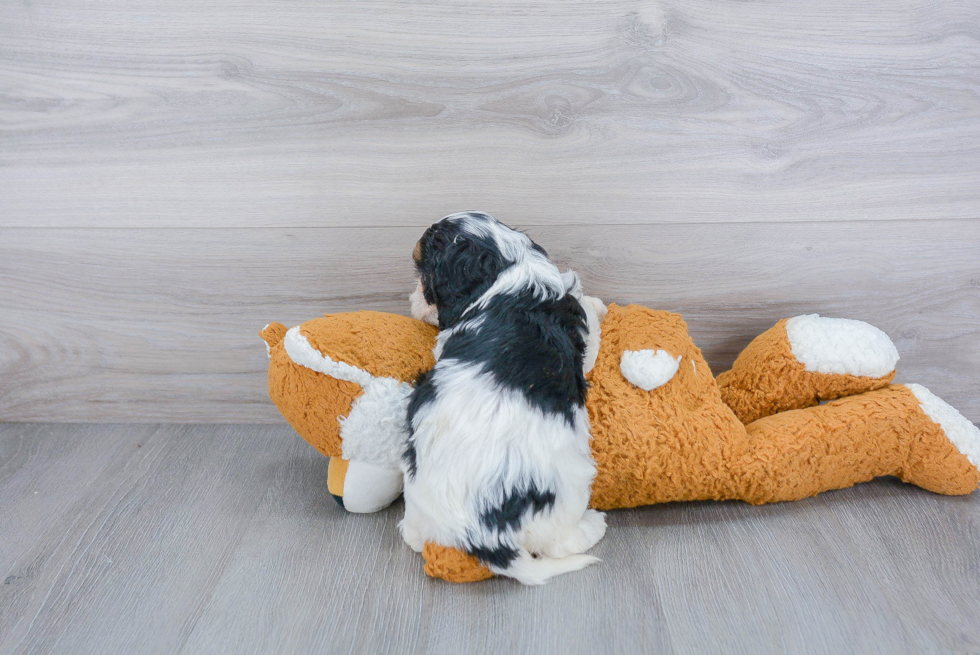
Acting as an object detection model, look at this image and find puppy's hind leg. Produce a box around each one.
[541,509,607,559]
[398,506,426,553]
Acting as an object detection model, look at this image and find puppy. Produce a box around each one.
[401,211,606,585]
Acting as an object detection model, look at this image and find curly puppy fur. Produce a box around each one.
[401,211,606,585]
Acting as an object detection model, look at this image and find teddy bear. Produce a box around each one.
[260,304,980,582]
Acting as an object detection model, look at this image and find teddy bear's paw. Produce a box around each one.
[786,315,899,378]
[904,384,980,483]
[582,295,608,322]
[719,315,900,423]
[422,543,494,582]
[328,457,403,513]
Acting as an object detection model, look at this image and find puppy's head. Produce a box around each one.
[411,211,554,330]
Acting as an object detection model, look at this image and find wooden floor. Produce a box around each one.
[2,424,980,654]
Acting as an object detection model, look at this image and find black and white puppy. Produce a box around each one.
[401,211,606,585]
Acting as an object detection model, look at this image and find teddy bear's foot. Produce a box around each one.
[422,543,494,582]
[737,384,979,504]
[326,457,403,513]
[718,315,899,424]
[898,384,980,495]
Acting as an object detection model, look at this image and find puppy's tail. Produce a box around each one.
[493,550,600,586]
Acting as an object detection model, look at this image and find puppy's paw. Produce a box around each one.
[399,518,425,553]
[577,509,607,551]
[543,510,607,558]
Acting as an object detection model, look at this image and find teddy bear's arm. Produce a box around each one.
[716,315,899,424]
[327,456,404,513]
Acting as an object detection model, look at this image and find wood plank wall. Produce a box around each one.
[1,0,978,422]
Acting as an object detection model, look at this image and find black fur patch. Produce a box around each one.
[402,441,418,480]
[467,543,520,569]
[404,370,436,480]
[440,290,589,424]
[413,215,510,330]
[480,481,557,533]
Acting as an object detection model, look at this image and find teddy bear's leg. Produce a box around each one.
[734,384,980,504]
[421,543,494,582]
[716,315,900,424]
[326,457,403,513]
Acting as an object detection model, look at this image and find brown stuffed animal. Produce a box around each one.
[261,304,980,582]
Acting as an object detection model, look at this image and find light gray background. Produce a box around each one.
[1,0,978,422]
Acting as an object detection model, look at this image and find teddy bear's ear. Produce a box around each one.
[260,322,287,357]
[620,349,682,391]
[299,311,438,383]
[282,325,375,388]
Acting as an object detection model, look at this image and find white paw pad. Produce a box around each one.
[906,383,980,471]
[785,314,899,378]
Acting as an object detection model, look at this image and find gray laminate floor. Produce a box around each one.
[2,423,979,655]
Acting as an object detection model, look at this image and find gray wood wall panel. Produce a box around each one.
[2,424,980,654]
[2,0,979,228]
[1,0,978,423]
[1,221,977,422]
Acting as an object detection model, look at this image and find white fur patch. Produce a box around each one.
[620,350,681,391]
[785,314,899,378]
[577,295,606,374]
[905,383,980,472]
[283,325,410,469]
[341,460,404,513]
[410,279,439,326]
[339,377,414,469]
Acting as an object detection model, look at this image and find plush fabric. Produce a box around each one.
[422,543,495,583]
[262,304,980,583]
[716,318,896,424]
[587,306,747,509]
[262,312,437,459]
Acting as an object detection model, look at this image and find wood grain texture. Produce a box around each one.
[2,423,979,654]
[1,221,977,422]
[1,0,979,227]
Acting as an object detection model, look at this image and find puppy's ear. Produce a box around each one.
[427,236,507,329]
